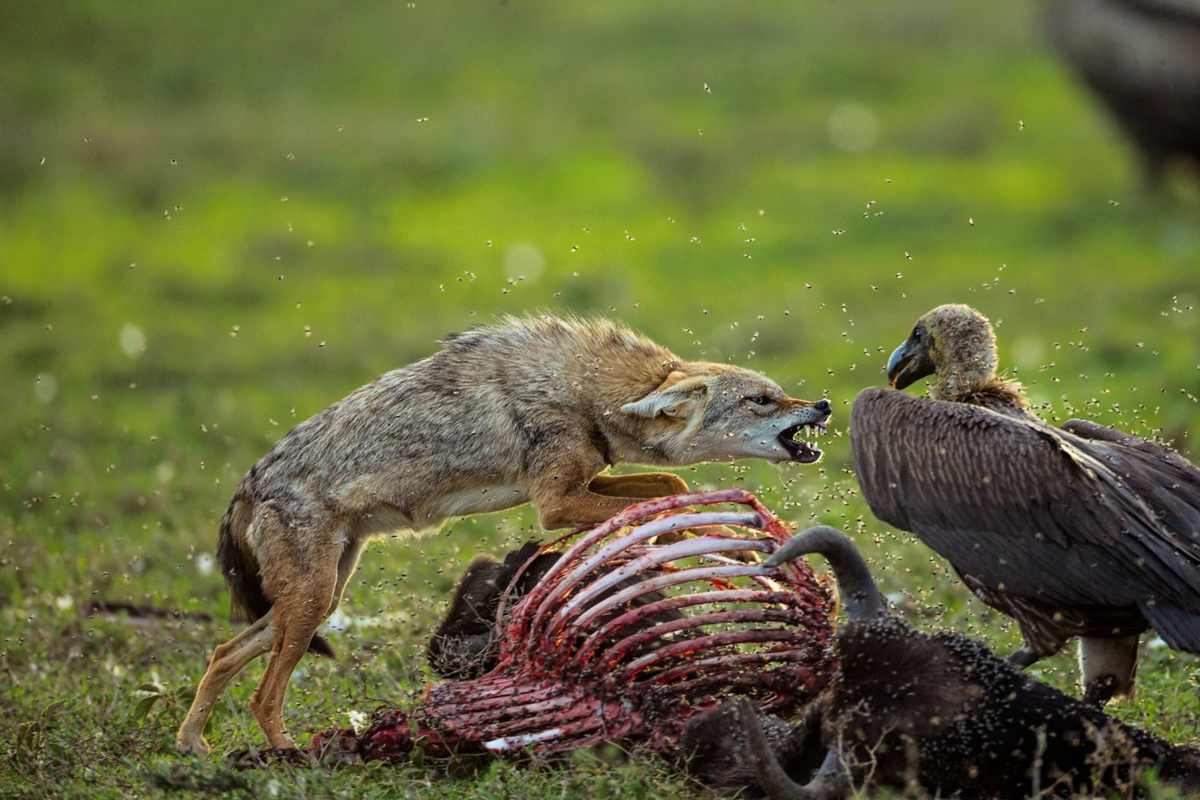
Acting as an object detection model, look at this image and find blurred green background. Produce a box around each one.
[2,1,1199,796]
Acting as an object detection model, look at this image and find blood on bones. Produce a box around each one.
[313,489,835,762]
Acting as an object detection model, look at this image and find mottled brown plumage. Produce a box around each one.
[1047,0,1200,184]
[854,304,1200,704]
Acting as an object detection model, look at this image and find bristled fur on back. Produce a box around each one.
[441,314,667,359]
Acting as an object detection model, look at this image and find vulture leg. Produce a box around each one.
[1135,148,1168,190]
[739,699,851,800]
[962,575,1070,673]
[1006,646,1042,670]
[1078,634,1140,707]
[1005,615,1068,672]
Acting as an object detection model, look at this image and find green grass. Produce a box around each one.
[2,0,1199,796]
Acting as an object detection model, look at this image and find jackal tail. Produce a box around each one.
[215,497,335,658]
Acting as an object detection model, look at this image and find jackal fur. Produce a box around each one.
[175,314,830,754]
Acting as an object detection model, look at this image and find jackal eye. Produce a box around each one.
[746,394,773,406]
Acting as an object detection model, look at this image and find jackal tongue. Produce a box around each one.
[780,425,821,462]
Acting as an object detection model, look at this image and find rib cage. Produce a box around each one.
[420,488,835,755]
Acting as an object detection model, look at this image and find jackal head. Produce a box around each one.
[619,364,831,466]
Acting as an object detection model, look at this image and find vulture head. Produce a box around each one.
[887,304,1017,404]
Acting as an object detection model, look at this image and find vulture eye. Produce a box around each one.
[747,394,773,406]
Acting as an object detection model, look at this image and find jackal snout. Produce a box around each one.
[621,365,831,465]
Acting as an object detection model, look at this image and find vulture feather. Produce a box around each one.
[1046,0,1200,183]
[851,303,1200,704]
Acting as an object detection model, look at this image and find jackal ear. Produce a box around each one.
[620,373,712,419]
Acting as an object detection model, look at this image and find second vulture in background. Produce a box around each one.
[1046,0,1200,185]
[851,303,1200,705]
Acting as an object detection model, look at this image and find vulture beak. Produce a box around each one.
[886,335,935,390]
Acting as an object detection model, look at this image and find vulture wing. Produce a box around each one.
[850,387,1200,651]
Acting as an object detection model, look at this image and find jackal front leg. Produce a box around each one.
[532,465,745,555]
[587,472,690,500]
[588,472,689,544]
[527,446,687,529]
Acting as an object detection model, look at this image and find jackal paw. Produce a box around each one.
[175,732,211,756]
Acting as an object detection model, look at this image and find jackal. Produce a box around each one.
[176,315,830,754]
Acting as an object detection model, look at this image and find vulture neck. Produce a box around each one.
[930,372,1029,411]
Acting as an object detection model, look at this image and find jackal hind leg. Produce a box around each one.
[249,535,347,751]
[175,611,276,755]
[332,535,369,617]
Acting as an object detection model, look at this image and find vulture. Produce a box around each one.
[851,303,1200,704]
[1046,0,1200,183]
[699,527,1200,799]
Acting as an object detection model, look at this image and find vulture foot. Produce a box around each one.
[1082,675,1120,708]
[1005,646,1042,670]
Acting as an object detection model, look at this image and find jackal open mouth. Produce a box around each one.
[780,421,826,463]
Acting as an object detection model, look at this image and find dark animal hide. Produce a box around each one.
[426,541,560,679]
[684,526,1200,799]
